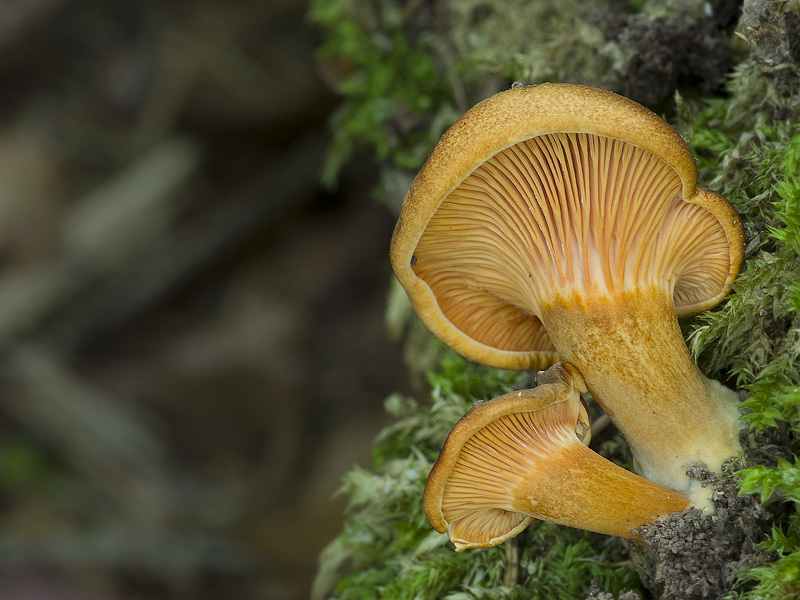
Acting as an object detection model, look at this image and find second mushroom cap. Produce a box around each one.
[424,362,690,550]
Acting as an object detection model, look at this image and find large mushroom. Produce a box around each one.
[391,83,744,508]
[425,362,690,550]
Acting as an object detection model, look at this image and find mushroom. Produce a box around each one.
[425,362,690,550]
[391,83,744,508]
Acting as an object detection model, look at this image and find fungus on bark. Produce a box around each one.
[391,83,745,507]
[424,362,690,550]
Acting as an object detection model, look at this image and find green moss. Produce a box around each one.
[735,525,800,600]
[308,0,633,188]
[678,29,800,598]
[312,2,800,598]
[308,0,455,186]
[312,351,639,599]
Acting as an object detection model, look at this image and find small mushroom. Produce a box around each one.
[425,362,690,551]
[391,83,744,507]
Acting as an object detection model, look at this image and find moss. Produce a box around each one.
[308,0,456,186]
[680,7,800,597]
[309,0,634,188]
[310,0,742,190]
[312,351,640,599]
[313,1,800,598]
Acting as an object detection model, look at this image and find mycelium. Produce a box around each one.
[390,83,745,508]
[424,362,690,550]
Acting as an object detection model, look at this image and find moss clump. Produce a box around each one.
[309,0,741,193]
[313,1,800,598]
[312,351,641,600]
[680,7,800,598]
[308,0,457,186]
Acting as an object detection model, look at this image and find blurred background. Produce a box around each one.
[0,1,411,599]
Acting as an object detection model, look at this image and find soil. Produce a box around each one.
[587,424,800,600]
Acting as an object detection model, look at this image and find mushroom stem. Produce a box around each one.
[511,422,691,539]
[540,284,742,509]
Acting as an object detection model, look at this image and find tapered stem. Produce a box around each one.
[513,433,690,538]
[540,284,742,509]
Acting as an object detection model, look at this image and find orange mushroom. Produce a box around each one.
[424,362,690,550]
[391,83,744,508]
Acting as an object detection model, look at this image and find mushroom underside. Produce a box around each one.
[411,132,731,365]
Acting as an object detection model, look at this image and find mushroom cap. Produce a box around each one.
[424,362,589,549]
[423,362,690,550]
[390,83,744,370]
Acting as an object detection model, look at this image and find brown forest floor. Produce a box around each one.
[0,1,409,599]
